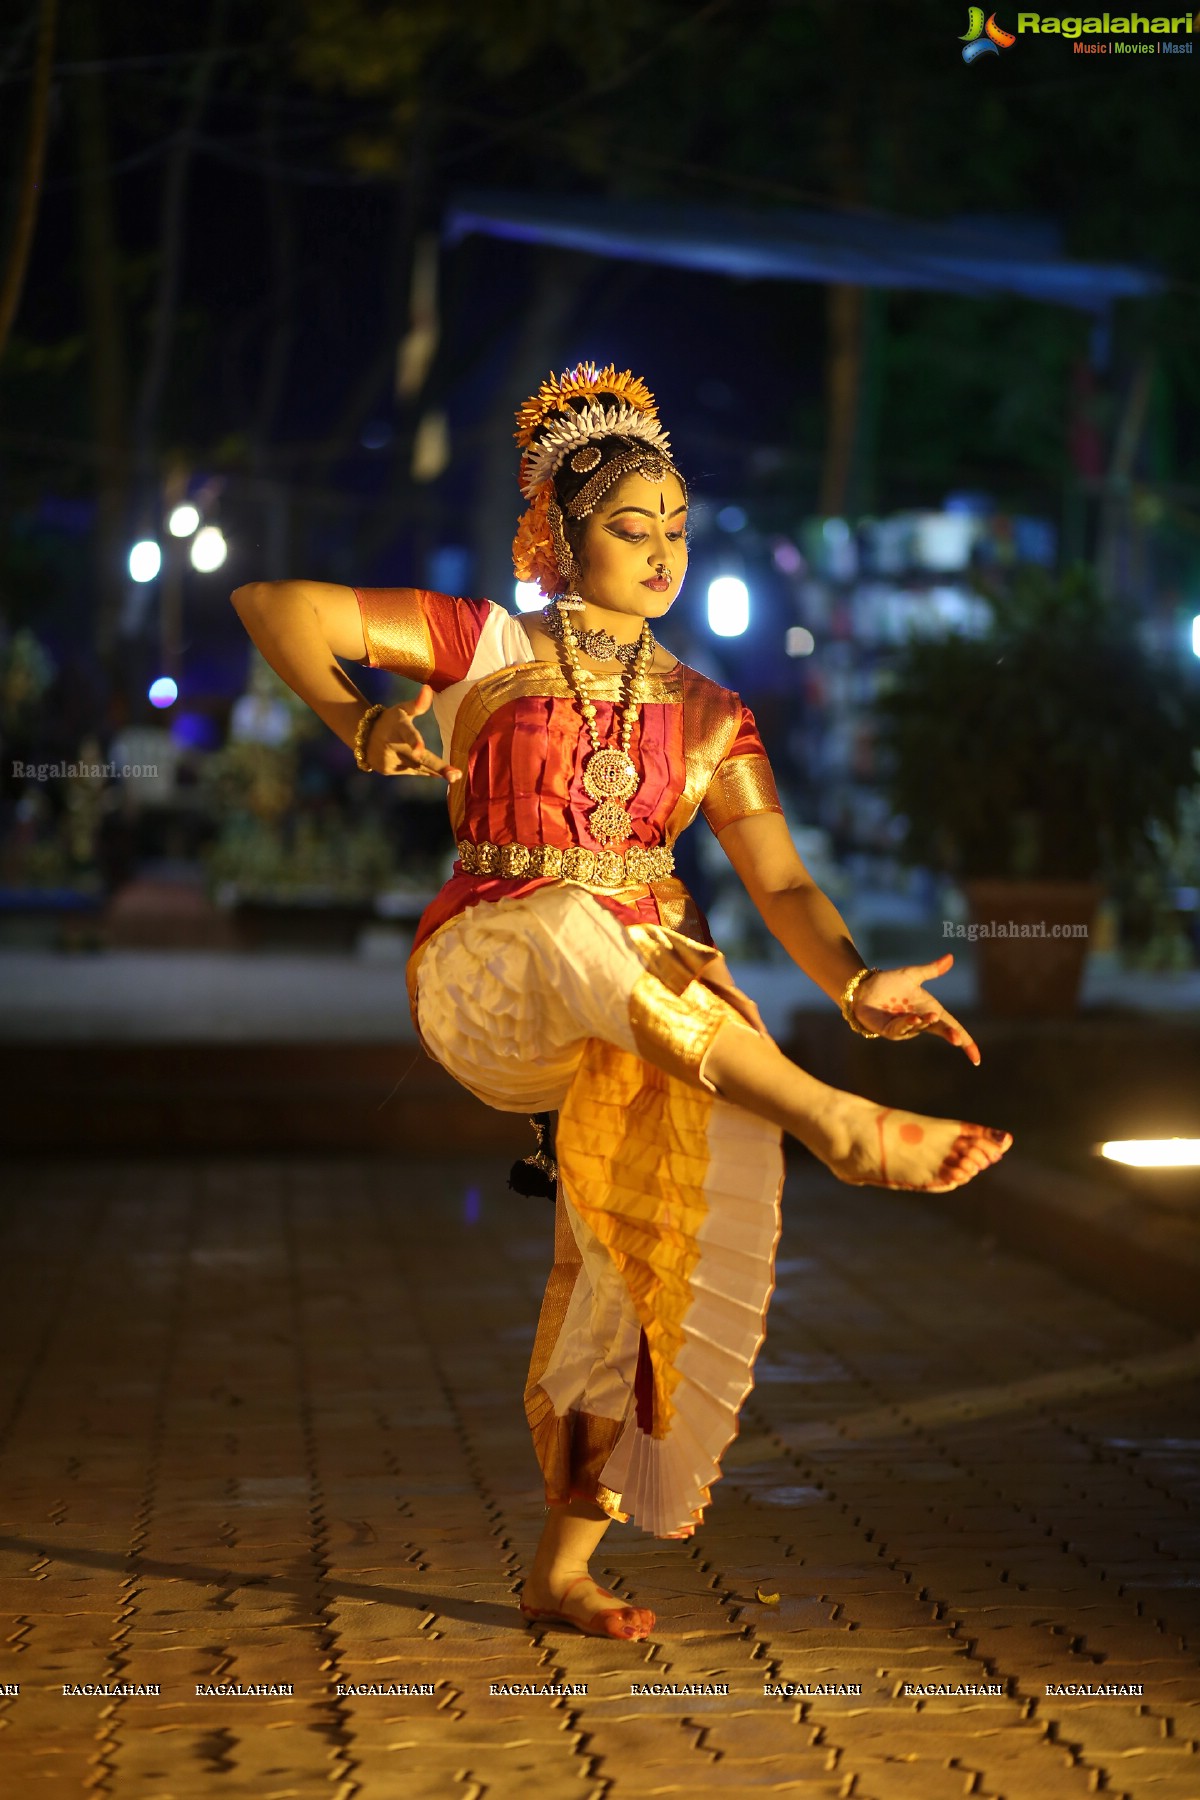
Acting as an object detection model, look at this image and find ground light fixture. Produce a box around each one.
[190,525,228,573]
[167,504,200,538]
[148,676,178,709]
[128,540,162,583]
[1098,1139,1200,1168]
[707,575,749,637]
[514,581,544,613]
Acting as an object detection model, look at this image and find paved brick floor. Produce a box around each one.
[1,1154,1198,1798]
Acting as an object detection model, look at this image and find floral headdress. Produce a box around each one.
[511,362,681,597]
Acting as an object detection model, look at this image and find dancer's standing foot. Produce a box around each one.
[521,1499,655,1640]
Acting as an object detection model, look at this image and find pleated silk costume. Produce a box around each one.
[358,584,788,1538]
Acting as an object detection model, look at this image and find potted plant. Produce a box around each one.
[874,564,1200,1016]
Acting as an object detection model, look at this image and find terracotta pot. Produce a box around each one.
[962,880,1103,1018]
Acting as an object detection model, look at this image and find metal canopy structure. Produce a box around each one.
[445,188,1165,316]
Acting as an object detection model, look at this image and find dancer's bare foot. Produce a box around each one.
[817,1094,1012,1192]
[520,1570,655,1640]
[703,1023,1010,1195]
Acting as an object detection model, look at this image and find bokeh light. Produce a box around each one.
[190,525,228,572]
[167,504,200,538]
[1100,1139,1200,1167]
[148,676,178,709]
[514,581,545,613]
[708,575,749,637]
[128,540,162,583]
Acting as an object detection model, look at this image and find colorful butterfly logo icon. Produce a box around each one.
[961,8,1016,60]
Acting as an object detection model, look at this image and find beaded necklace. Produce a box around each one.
[548,597,654,847]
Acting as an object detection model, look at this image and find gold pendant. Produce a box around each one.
[582,746,638,803]
[582,746,638,847]
[589,798,634,846]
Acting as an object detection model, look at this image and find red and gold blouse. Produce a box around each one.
[355,587,784,950]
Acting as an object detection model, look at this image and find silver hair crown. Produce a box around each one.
[520,400,672,500]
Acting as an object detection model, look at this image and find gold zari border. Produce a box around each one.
[663,671,744,840]
[358,587,435,680]
[701,753,784,835]
[627,972,730,1088]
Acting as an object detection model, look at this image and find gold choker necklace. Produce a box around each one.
[548,598,654,846]
[541,600,651,670]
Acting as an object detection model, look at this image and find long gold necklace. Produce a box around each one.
[551,599,654,847]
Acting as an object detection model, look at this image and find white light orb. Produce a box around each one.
[148,676,178,709]
[786,626,815,657]
[129,540,162,583]
[514,581,545,613]
[1192,613,1200,657]
[190,525,228,572]
[707,575,749,637]
[167,504,200,538]
[1100,1138,1200,1168]
[914,511,974,573]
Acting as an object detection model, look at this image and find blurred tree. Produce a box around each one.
[71,0,130,663]
[0,0,57,363]
[1,0,1197,682]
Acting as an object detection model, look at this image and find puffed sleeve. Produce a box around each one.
[353,588,495,691]
[700,702,784,835]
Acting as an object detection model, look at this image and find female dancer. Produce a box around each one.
[232,363,1010,1644]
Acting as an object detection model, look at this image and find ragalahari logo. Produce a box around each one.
[961,7,1017,57]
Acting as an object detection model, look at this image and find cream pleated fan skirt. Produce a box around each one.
[414,884,784,1538]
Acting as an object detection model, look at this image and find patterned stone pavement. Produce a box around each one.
[1,1152,1198,1798]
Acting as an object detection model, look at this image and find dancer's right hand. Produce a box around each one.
[361,686,462,781]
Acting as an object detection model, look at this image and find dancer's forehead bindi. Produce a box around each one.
[602,470,687,522]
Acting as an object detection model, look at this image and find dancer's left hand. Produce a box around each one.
[854,954,980,1065]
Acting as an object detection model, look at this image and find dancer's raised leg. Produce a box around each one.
[703,1021,1011,1191]
[521,1499,654,1640]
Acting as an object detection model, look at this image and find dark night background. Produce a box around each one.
[1,0,1198,1021]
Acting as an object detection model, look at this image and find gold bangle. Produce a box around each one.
[354,703,386,772]
[839,965,881,1038]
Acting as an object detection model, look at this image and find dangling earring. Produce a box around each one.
[548,496,574,577]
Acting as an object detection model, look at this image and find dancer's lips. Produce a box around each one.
[641,576,671,593]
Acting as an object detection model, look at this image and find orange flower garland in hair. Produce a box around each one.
[511,485,564,597]
[510,362,671,596]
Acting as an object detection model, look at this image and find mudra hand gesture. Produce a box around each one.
[853,953,980,1065]
[361,685,461,781]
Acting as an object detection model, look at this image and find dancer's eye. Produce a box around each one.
[606,529,688,546]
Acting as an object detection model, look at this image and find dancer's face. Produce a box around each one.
[575,470,688,621]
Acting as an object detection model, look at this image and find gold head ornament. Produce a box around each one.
[511,361,675,596]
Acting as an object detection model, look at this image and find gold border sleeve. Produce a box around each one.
[357,588,435,680]
[701,753,783,836]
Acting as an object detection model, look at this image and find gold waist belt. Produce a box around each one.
[456,838,675,888]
